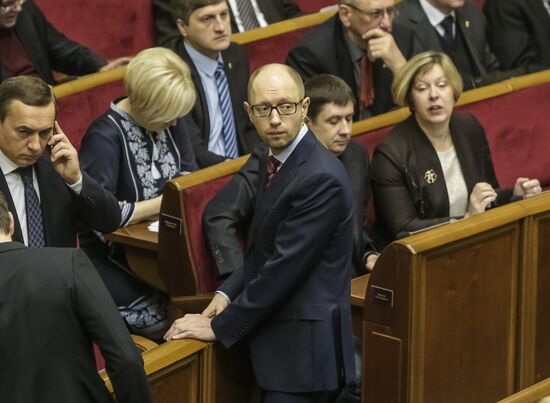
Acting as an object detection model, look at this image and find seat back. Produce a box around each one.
[158,158,248,296]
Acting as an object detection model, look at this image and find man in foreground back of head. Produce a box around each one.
[165,64,356,402]
[0,190,152,403]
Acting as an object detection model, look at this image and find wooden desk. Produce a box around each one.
[351,274,369,336]
[104,221,167,292]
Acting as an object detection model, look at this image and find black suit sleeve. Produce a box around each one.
[72,249,152,403]
[203,150,261,277]
[484,0,548,72]
[76,172,122,233]
[25,0,106,76]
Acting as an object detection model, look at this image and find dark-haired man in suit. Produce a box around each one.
[484,0,550,73]
[0,75,120,248]
[167,0,261,168]
[0,190,152,403]
[154,0,303,46]
[165,64,356,403]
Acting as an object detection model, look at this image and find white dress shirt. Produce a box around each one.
[419,0,456,38]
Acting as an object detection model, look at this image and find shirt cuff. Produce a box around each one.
[215,290,231,304]
[66,174,83,195]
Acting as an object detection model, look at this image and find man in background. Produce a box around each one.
[287,0,419,119]
[168,0,261,167]
[484,0,550,73]
[0,0,128,84]
[0,190,152,403]
[154,0,303,46]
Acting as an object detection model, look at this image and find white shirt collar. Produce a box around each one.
[269,123,309,165]
[0,149,20,175]
[419,0,456,26]
[184,41,222,78]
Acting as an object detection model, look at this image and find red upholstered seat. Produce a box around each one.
[295,0,336,13]
[56,80,125,150]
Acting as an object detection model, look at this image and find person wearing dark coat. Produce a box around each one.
[167,0,261,168]
[484,0,550,73]
[286,0,420,120]
[0,190,152,403]
[371,51,541,245]
[0,0,128,84]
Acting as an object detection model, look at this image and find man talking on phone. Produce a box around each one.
[0,75,120,248]
[286,0,420,119]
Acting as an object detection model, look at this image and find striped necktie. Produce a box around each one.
[265,156,280,187]
[214,61,239,159]
[235,0,260,31]
[17,166,45,247]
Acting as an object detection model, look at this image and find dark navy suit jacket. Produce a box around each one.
[211,131,355,392]
[0,153,120,247]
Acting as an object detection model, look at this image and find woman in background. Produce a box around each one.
[371,51,541,244]
[79,47,198,337]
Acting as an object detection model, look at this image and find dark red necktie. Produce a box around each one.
[359,54,374,110]
[265,155,280,187]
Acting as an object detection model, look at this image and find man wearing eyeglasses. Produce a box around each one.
[394,0,510,89]
[0,0,128,84]
[287,0,419,120]
[165,64,356,403]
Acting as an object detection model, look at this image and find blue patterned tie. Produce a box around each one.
[214,61,239,159]
[17,166,45,247]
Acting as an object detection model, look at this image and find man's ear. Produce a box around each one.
[176,18,188,37]
[8,212,14,237]
[301,97,311,120]
[243,101,253,122]
[338,4,352,28]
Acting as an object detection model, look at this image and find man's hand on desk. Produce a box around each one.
[201,293,229,318]
[163,314,216,341]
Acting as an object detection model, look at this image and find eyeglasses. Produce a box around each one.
[344,3,397,20]
[0,0,25,13]
[249,100,304,118]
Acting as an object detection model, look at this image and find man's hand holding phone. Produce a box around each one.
[48,121,81,185]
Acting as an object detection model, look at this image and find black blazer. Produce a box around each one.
[0,154,120,247]
[484,0,550,72]
[0,0,106,84]
[211,131,355,392]
[286,15,419,118]
[169,39,260,167]
[203,140,377,278]
[0,243,151,403]
[371,112,513,244]
[153,0,302,46]
[394,0,501,88]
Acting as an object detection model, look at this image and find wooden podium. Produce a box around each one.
[359,192,550,403]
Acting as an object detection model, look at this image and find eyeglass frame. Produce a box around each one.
[342,3,398,21]
[248,99,305,118]
[0,0,25,13]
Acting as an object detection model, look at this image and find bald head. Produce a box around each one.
[244,64,310,155]
[247,64,305,104]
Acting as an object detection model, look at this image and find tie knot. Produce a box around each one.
[17,166,33,184]
[267,156,280,175]
[215,61,225,75]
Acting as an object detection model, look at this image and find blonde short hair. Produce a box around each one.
[392,51,463,109]
[124,47,196,127]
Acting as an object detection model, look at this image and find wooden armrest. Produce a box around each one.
[131,335,159,353]
[170,294,215,315]
[497,378,550,402]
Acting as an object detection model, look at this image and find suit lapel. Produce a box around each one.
[246,131,315,252]
[529,0,550,29]
[408,0,443,51]
[179,42,211,136]
[455,7,486,76]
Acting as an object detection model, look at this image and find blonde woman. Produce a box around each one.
[371,51,541,244]
[79,47,198,337]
